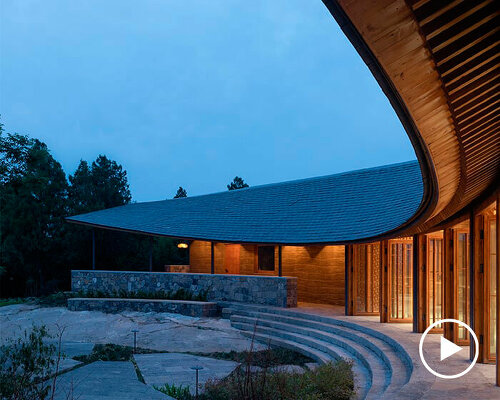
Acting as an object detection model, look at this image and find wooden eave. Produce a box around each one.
[323,0,499,234]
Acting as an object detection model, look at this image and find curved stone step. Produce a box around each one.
[231,314,392,394]
[236,323,371,400]
[228,308,410,390]
[221,303,413,383]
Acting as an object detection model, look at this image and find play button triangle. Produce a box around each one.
[440,336,462,361]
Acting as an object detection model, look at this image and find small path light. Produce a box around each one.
[190,365,204,399]
[131,329,139,353]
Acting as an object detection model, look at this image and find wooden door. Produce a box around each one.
[224,244,240,274]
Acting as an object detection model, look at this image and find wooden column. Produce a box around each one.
[380,241,389,323]
[444,228,455,341]
[413,235,419,332]
[278,246,282,277]
[92,229,96,270]
[474,213,485,362]
[415,234,427,333]
[210,242,215,274]
[345,245,353,316]
[496,191,500,386]
[470,209,476,360]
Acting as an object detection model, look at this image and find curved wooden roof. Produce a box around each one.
[324,0,499,231]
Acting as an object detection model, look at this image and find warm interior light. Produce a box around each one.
[177,242,189,249]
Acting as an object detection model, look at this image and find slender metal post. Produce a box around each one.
[92,229,96,270]
[211,242,215,274]
[149,237,153,272]
[132,329,138,353]
[278,245,282,277]
[190,366,203,399]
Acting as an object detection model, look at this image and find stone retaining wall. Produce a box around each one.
[68,298,218,317]
[71,270,298,308]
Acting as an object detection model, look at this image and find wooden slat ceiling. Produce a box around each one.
[326,0,499,232]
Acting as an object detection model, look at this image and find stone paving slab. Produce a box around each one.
[0,304,264,353]
[53,361,172,400]
[134,352,239,394]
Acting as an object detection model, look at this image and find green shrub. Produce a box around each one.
[74,343,159,363]
[35,292,71,307]
[154,383,192,400]
[202,360,355,400]
[0,326,57,400]
[0,298,25,307]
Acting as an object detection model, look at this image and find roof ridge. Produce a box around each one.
[151,159,420,204]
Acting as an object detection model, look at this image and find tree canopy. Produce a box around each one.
[173,186,187,198]
[0,125,186,297]
[227,176,249,191]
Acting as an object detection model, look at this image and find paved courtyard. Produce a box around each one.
[0,304,265,400]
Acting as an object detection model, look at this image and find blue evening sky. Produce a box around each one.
[0,0,416,202]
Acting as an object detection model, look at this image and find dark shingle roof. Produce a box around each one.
[66,161,423,244]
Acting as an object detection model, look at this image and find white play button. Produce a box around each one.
[419,318,479,379]
[440,336,462,361]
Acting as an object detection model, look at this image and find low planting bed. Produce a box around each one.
[68,298,219,317]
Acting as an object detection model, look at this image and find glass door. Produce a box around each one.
[486,216,497,361]
[388,239,413,322]
[455,230,470,345]
[427,235,444,331]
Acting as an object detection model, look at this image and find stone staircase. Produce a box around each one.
[220,302,415,400]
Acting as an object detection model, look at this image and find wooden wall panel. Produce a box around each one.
[281,245,345,306]
[189,241,225,274]
[189,241,345,306]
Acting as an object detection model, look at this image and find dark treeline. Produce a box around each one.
[0,124,187,297]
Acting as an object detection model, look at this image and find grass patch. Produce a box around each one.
[192,347,314,368]
[0,298,25,307]
[154,383,191,400]
[73,343,160,363]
